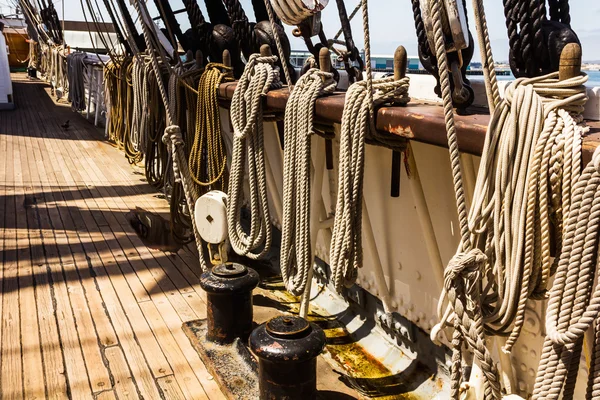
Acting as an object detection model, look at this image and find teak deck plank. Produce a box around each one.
[23,102,71,400]
[16,114,47,400]
[2,130,25,400]
[0,74,224,399]
[104,346,139,400]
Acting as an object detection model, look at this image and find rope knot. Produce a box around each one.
[162,125,183,146]
[444,249,486,311]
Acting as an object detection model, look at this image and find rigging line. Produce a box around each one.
[203,0,229,26]
[152,0,186,57]
[99,0,129,53]
[132,0,209,269]
[77,0,122,78]
[88,0,118,51]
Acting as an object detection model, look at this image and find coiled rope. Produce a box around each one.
[426,0,589,397]
[131,0,208,270]
[329,0,410,293]
[532,115,600,400]
[328,76,410,292]
[188,63,234,192]
[67,52,88,111]
[280,66,336,295]
[425,0,501,397]
[227,53,282,260]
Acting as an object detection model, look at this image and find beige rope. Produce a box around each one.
[329,76,409,292]
[132,0,207,268]
[280,67,336,295]
[427,0,589,396]
[227,53,282,260]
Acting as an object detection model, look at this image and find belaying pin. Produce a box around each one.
[391,46,408,198]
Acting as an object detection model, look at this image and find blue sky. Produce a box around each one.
[2,0,599,62]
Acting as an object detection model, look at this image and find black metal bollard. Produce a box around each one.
[249,316,326,400]
[199,262,260,344]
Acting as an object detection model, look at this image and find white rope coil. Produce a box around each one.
[329,76,409,293]
[227,54,282,260]
[425,0,589,397]
[280,67,336,295]
[131,56,147,153]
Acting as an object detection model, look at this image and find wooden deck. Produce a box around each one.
[0,73,224,399]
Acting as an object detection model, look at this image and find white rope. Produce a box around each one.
[269,0,322,26]
[280,66,336,295]
[132,0,208,268]
[263,0,294,89]
[227,53,282,260]
[426,0,589,396]
[329,76,410,292]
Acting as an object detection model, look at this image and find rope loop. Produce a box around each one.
[444,249,486,301]
[280,66,336,295]
[227,50,282,260]
[330,74,410,293]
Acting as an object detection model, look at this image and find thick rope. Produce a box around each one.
[280,67,336,295]
[227,54,282,259]
[263,0,294,89]
[188,63,233,192]
[427,1,588,396]
[329,76,410,292]
[132,0,207,267]
[426,0,501,397]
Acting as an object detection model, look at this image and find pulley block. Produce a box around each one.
[417,0,475,109]
[270,0,328,27]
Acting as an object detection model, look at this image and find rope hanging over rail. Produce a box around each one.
[280,65,336,296]
[131,0,208,270]
[502,0,579,77]
[188,63,233,192]
[227,52,282,260]
[329,0,410,293]
[425,0,589,397]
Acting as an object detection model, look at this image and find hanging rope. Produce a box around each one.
[426,0,589,397]
[131,0,208,270]
[188,63,233,192]
[67,52,88,111]
[329,0,410,293]
[424,0,501,398]
[263,0,294,88]
[503,0,578,77]
[227,53,282,260]
[328,75,410,292]
[280,66,336,295]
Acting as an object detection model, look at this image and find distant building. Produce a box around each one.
[290,49,422,71]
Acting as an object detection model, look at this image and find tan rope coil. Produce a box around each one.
[329,76,410,292]
[280,66,336,295]
[227,53,282,260]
